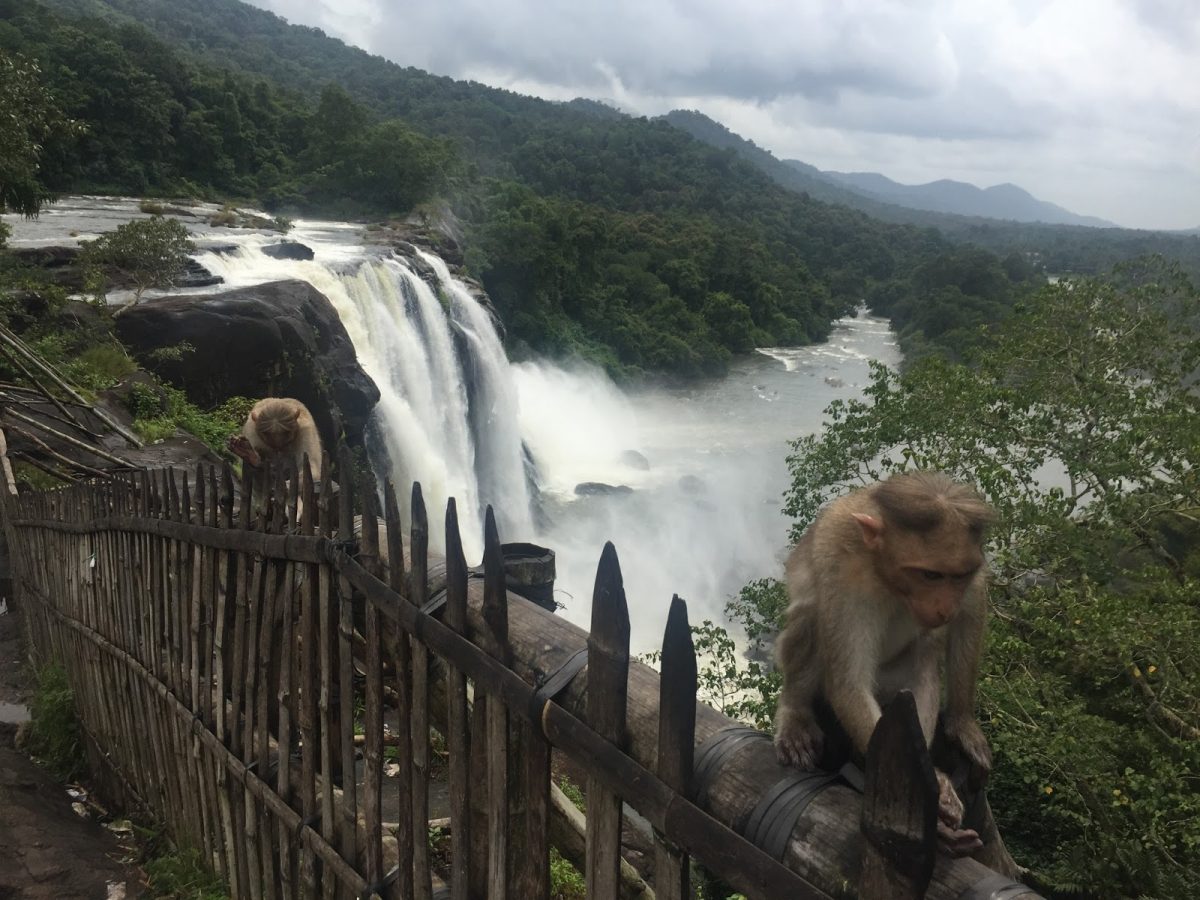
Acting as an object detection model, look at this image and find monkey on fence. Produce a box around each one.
[228,397,323,479]
[773,471,1021,872]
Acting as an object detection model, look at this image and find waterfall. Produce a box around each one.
[195,239,534,560]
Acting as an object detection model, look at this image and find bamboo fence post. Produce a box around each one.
[408,483,433,900]
[586,542,630,900]
[443,498,473,900]
[383,480,413,900]
[277,467,301,900]
[336,449,359,873]
[298,460,320,900]
[478,508,510,898]
[859,690,938,900]
[360,482,385,894]
[654,596,696,900]
[316,456,338,900]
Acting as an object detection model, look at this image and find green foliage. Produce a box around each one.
[132,387,253,452]
[557,776,585,812]
[80,215,195,304]
[138,835,227,900]
[0,49,81,215]
[549,848,586,900]
[706,259,1200,898]
[24,664,86,782]
[145,340,195,365]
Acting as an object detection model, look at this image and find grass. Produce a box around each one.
[24,664,87,782]
[135,825,228,900]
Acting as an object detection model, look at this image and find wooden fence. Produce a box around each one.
[1,455,1041,900]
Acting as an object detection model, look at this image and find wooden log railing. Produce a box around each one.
[0,457,1043,900]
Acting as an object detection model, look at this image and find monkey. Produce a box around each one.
[228,397,323,480]
[773,471,995,857]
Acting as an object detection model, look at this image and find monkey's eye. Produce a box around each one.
[918,569,945,581]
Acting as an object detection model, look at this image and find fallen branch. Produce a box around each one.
[11,449,76,484]
[0,395,107,442]
[1128,664,1200,742]
[0,427,18,495]
[0,324,143,448]
[8,426,111,480]
[0,339,84,430]
[4,407,133,469]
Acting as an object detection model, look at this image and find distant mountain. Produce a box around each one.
[821,171,1116,228]
[661,108,1200,278]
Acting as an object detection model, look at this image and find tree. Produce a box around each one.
[0,51,79,217]
[712,261,1200,898]
[82,216,195,313]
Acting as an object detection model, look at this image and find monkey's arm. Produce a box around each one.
[819,595,888,757]
[228,434,262,468]
[942,578,992,782]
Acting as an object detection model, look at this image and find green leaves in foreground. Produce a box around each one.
[718,261,1200,898]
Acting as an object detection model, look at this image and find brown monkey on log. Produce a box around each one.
[774,471,995,857]
[228,397,323,479]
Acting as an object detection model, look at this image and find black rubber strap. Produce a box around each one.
[294,811,320,842]
[691,726,770,809]
[957,872,1029,900]
[529,647,589,721]
[838,761,865,793]
[420,590,448,617]
[361,865,399,898]
[742,770,840,860]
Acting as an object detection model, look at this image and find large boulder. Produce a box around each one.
[114,280,380,451]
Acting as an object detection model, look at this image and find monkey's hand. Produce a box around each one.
[227,435,261,468]
[773,710,824,770]
[943,715,992,790]
[936,769,983,857]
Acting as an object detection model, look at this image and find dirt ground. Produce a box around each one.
[0,600,142,899]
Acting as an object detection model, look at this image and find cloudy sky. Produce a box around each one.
[246,0,1199,230]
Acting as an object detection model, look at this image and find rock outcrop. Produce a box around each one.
[115,280,380,451]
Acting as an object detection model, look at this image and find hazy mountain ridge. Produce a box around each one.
[822,170,1116,227]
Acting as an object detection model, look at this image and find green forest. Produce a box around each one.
[2,0,1054,375]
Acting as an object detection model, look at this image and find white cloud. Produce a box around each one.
[248,0,1200,229]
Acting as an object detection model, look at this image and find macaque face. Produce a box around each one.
[863,517,984,629]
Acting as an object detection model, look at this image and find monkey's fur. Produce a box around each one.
[229,398,323,478]
[774,471,1003,859]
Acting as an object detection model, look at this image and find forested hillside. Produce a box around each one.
[664,109,1200,279]
[4,0,1043,373]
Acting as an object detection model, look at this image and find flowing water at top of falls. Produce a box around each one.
[3,198,901,650]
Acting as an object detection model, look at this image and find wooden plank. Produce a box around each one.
[408,483,433,900]
[480,508,509,899]
[858,690,937,900]
[360,482,385,890]
[443,498,472,900]
[585,542,630,900]
[383,480,414,900]
[654,596,697,900]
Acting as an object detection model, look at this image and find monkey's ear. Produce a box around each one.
[250,410,260,422]
[851,512,885,549]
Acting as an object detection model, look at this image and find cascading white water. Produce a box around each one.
[417,250,532,539]
[195,234,532,560]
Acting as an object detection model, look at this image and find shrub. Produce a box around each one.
[24,665,86,782]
